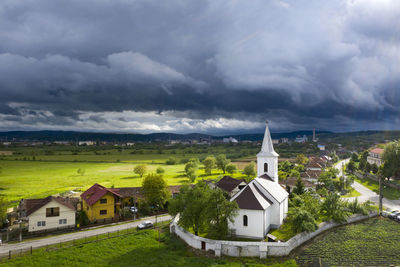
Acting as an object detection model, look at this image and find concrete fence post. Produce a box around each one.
[214,243,222,257]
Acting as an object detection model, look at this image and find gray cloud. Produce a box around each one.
[0,0,399,134]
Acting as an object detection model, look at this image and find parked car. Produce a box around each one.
[388,210,400,219]
[130,206,138,213]
[137,221,153,230]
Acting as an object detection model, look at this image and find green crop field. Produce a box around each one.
[295,217,400,266]
[2,226,298,267]
[0,145,257,204]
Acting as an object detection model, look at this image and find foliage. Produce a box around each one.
[76,210,90,226]
[289,207,318,233]
[243,161,256,181]
[141,173,170,210]
[344,199,373,215]
[289,193,320,220]
[134,164,147,177]
[292,178,305,195]
[296,154,309,165]
[279,160,293,173]
[137,198,151,216]
[346,160,355,173]
[371,163,378,174]
[0,197,8,227]
[202,156,216,176]
[364,162,371,173]
[77,168,86,176]
[165,157,177,165]
[320,193,349,223]
[289,169,300,179]
[382,140,400,178]
[185,158,199,182]
[226,163,237,174]
[156,167,165,175]
[216,154,230,174]
[351,152,359,162]
[293,164,304,172]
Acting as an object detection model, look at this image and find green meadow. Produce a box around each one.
[0,144,257,203]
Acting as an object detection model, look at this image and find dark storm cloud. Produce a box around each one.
[0,0,399,133]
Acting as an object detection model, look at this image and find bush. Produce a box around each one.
[166,157,177,165]
[77,210,90,226]
[156,167,165,175]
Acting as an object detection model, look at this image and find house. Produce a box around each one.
[228,121,289,239]
[295,135,308,143]
[214,176,247,197]
[223,137,239,144]
[367,148,384,166]
[81,184,123,223]
[78,141,95,146]
[279,177,316,193]
[0,151,13,156]
[19,196,78,232]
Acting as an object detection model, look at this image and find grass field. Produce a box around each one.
[295,217,400,266]
[0,145,257,204]
[2,226,298,267]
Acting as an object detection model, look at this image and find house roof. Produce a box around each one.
[301,170,322,179]
[259,173,274,182]
[279,178,315,189]
[231,182,272,210]
[370,148,384,154]
[81,183,122,206]
[215,176,246,193]
[253,178,289,204]
[22,196,78,216]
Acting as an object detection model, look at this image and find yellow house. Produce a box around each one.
[81,184,122,223]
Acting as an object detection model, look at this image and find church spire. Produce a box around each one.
[258,120,278,157]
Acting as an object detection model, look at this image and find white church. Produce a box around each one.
[228,121,289,239]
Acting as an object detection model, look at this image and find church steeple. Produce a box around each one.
[257,120,279,182]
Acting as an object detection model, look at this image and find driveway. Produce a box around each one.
[0,214,171,257]
[334,159,400,211]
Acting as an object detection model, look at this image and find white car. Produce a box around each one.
[130,206,138,213]
[137,221,153,230]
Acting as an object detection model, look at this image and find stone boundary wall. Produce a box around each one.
[170,211,377,258]
[354,171,400,190]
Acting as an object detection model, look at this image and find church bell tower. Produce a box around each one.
[257,121,279,182]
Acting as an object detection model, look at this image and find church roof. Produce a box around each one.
[215,176,246,193]
[257,121,279,157]
[231,182,272,210]
[254,177,288,203]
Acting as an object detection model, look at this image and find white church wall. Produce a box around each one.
[229,209,265,239]
[256,156,278,181]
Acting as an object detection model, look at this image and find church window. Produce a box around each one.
[243,215,248,226]
[264,163,268,173]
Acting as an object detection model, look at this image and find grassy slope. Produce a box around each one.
[2,227,297,267]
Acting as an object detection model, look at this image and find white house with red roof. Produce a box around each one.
[228,121,289,239]
[367,147,384,166]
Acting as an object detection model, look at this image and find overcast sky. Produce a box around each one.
[0,0,399,135]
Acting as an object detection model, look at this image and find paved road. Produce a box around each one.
[0,215,171,257]
[334,159,400,211]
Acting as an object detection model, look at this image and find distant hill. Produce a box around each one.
[0,130,331,142]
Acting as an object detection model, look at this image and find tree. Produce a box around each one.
[226,163,237,175]
[351,152,359,162]
[371,163,379,174]
[77,168,86,176]
[289,169,300,179]
[296,154,309,165]
[279,160,292,172]
[359,150,368,171]
[206,188,239,239]
[0,197,8,228]
[168,183,210,236]
[134,164,147,177]
[382,141,400,179]
[216,154,230,174]
[290,208,318,233]
[156,167,165,175]
[321,193,349,223]
[166,157,177,165]
[203,156,216,176]
[293,177,305,195]
[364,162,371,173]
[243,162,256,181]
[142,173,170,210]
[346,160,355,173]
[294,164,305,172]
[185,158,199,182]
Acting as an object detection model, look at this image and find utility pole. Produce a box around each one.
[379,175,383,215]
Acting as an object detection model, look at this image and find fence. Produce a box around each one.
[354,171,400,190]
[170,212,378,259]
[0,221,169,263]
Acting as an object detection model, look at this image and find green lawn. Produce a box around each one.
[295,217,400,266]
[354,177,400,200]
[2,227,298,267]
[341,187,361,198]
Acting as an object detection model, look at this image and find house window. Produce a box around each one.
[243,215,248,226]
[59,219,67,225]
[37,221,46,227]
[46,207,60,217]
[100,210,107,215]
[264,163,268,173]
[100,198,107,204]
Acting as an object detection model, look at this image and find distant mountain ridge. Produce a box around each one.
[0,130,332,142]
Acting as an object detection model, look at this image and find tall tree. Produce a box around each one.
[293,177,305,195]
[0,197,8,228]
[321,193,349,223]
[216,154,230,174]
[382,140,400,179]
[185,158,199,182]
[296,154,309,165]
[142,173,170,210]
[203,156,216,176]
[226,163,237,175]
[134,164,147,177]
[243,162,256,181]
